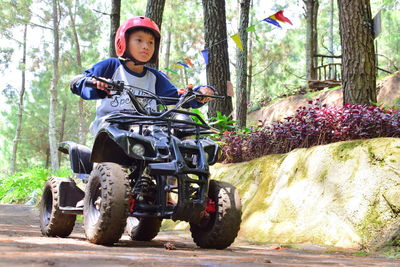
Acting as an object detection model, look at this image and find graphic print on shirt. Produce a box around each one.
[110,95,132,107]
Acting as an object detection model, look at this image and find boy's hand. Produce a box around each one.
[198,86,215,103]
[92,77,111,94]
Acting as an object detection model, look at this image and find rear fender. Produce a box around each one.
[58,178,85,208]
[58,141,93,174]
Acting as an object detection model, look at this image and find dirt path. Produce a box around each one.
[0,204,399,266]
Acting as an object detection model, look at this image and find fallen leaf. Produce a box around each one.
[164,242,176,250]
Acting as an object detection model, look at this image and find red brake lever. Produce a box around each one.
[177,84,194,95]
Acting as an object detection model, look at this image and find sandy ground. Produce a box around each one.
[0,204,399,267]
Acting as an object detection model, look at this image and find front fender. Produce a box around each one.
[91,125,158,164]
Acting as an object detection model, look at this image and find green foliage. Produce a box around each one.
[0,47,13,71]
[0,0,101,170]
[190,108,205,124]
[208,112,236,132]
[0,167,72,204]
[190,109,236,132]
[371,0,400,75]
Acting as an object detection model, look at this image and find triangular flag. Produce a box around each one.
[262,17,282,28]
[177,61,189,68]
[185,58,194,67]
[273,10,293,25]
[231,33,243,50]
[171,64,184,69]
[201,49,209,65]
[246,25,256,32]
[165,68,179,75]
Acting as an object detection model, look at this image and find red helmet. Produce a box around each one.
[115,16,161,64]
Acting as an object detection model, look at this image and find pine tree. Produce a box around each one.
[202,0,233,118]
[338,0,376,105]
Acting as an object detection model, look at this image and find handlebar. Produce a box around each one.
[84,76,224,133]
[84,79,97,89]
[85,76,225,106]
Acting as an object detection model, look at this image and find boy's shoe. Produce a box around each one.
[76,199,84,208]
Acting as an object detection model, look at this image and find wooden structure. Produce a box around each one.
[308,54,342,90]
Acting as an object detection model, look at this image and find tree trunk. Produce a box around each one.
[183,66,189,86]
[49,0,60,172]
[329,0,335,79]
[109,0,121,58]
[337,0,376,105]
[247,44,253,105]
[145,0,166,69]
[247,0,254,106]
[235,0,250,129]
[45,147,50,169]
[163,30,172,69]
[67,1,86,145]
[10,23,28,174]
[304,0,319,81]
[58,104,67,164]
[202,0,233,118]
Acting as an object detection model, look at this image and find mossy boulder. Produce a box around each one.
[210,137,400,251]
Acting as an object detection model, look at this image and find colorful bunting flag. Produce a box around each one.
[165,68,179,75]
[273,10,293,25]
[177,61,189,68]
[262,17,282,28]
[185,58,194,67]
[201,49,209,65]
[245,24,260,41]
[245,25,256,32]
[230,33,243,50]
[171,64,184,69]
[161,10,292,77]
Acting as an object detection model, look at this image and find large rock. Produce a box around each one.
[211,137,400,251]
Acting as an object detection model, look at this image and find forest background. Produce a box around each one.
[0,0,399,175]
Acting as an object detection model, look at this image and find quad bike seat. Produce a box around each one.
[59,141,93,175]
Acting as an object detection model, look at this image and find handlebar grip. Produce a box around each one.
[84,79,97,89]
[177,88,187,95]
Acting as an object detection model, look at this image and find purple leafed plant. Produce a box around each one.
[218,100,400,163]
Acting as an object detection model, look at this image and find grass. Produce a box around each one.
[0,167,72,205]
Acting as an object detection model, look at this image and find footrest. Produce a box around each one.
[59,206,83,215]
[148,161,177,175]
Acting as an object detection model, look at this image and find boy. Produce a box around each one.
[70,16,214,135]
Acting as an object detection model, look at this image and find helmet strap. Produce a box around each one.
[119,51,148,66]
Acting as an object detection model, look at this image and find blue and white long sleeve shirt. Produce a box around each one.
[71,58,205,119]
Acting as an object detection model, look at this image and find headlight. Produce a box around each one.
[132,144,145,156]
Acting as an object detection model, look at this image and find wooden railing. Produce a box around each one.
[307,54,342,90]
[309,54,394,90]
[314,54,342,81]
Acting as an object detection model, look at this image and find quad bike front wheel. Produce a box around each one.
[39,177,76,237]
[190,180,242,249]
[126,217,162,241]
[83,162,130,245]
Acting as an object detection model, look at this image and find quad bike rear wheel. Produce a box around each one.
[39,177,76,237]
[190,180,242,249]
[84,162,130,245]
[126,217,162,241]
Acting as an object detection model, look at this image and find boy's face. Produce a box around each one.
[127,30,155,63]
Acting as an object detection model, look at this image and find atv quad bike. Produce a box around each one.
[39,77,242,249]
